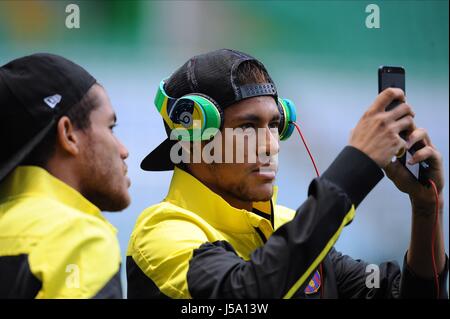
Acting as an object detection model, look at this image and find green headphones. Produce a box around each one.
[154,79,297,141]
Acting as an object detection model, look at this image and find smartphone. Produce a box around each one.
[378,66,430,185]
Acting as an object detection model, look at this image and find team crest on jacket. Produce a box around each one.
[304,270,321,294]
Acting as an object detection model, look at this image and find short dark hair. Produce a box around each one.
[20,84,100,167]
[235,60,271,86]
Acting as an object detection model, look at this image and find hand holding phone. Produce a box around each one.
[378,66,430,185]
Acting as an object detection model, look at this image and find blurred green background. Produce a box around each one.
[1,0,448,297]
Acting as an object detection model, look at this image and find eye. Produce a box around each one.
[239,123,255,130]
[269,121,280,129]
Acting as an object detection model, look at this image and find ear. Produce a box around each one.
[55,116,83,156]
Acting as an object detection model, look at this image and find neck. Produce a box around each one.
[212,187,253,211]
[183,165,253,212]
[46,158,83,195]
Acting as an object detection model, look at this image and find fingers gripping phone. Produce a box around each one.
[378,66,430,185]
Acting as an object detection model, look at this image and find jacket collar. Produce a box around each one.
[165,167,277,234]
[0,166,113,230]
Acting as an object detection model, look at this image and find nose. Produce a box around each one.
[257,127,279,158]
[118,138,129,160]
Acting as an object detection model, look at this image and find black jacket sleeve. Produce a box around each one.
[328,247,402,299]
[187,146,384,298]
[399,253,449,299]
[328,248,449,299]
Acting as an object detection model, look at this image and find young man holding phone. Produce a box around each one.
[127,49,447,299]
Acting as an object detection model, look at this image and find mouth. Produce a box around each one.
[124,164,131,187]
[250,165,277,180]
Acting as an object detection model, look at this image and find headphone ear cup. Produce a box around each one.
[194,93,224,135]
[278,98,297,140]
[168,98,195,127]
[170,93,223,141]
[277,100,286,136]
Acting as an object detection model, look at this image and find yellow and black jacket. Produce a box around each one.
[127,146,448,299]
[0,166,122,299]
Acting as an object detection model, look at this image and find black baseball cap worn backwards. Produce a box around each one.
[0,53,96,182]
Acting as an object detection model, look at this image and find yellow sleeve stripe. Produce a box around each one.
[283,205,356,299]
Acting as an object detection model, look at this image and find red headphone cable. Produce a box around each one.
[291,121,324,298]
[428,178,440,299]
[291,122,320,177]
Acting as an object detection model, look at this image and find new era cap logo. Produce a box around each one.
[44,94,62,109]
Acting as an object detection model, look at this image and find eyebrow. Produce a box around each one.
[233,113,281,123]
